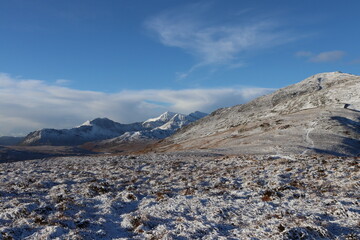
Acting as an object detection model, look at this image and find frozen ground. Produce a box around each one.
[0,153,359,239]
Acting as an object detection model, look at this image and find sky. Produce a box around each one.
[1,0,360,136]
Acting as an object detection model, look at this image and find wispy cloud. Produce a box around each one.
[295,50,346,62]
[294,51,312,57]
[145,4,295,78]
[55,79,71,85]
[0,73,274,136]
[310,51,345,62]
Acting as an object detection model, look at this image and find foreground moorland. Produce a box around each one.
[0,153,359,239]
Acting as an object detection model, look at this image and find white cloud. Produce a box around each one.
[0,73,274,136]
[296,50,345,62]
[309,51,345,62]
[145,4,294,77]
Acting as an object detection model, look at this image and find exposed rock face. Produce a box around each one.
[155,72,360,156]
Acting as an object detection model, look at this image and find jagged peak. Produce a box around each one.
[79,120,91,127]
[143,111,177,123]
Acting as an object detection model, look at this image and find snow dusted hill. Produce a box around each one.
[104,111,208,144]
[20,111,207,146]
[155,72,360,156]
[80,111,208,154]
[142,111,177,129]
[20,118,144,146]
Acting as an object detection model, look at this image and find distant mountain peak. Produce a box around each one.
[144,111,177,123]
[79,120,92,127]
[80,117,115,126]
[89,118,119,128]
[20,111,207,146]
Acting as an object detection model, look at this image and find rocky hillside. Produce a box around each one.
[154,72,360,156]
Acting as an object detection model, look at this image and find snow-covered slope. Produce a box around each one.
[97,111,208,145]
[20,112,207,146]
[155,72,360,156]
[142,111,177,128]
[20,118,144,146]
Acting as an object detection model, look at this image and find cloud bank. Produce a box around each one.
[0,73,274,136]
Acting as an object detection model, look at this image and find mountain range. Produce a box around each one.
[1,72,359,239]
[19,111,207,147]
[4,71,360,158]
[152,72,360,156]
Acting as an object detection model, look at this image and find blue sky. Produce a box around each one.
[1,0,360,136]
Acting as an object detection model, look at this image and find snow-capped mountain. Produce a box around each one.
[96,111,208,145]
[20,112,207,146]
[142,111,177,129]
[154,72,360,156]
[156,111,208,131]
[20,118,144,146]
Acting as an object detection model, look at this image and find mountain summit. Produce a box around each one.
[154,72,360,156]
[142,111,177,129]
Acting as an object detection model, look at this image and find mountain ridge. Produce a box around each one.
[20,111,207,146]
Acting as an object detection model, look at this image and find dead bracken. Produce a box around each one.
[0,153,359,239]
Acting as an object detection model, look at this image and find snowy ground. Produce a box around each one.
[0,153,359,239]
